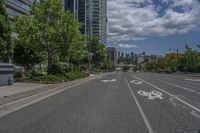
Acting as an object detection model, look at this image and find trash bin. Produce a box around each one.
[0,64,14,86]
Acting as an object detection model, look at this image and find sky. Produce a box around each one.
[107,0,200,55]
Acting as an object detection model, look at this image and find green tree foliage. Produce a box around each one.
[13,43,43,71]
[0,0,12,62]
[89,37,107,70]
[178,45,199,72]
[13,0,86,74]
[122,65,130,72]
[144,44,200,73]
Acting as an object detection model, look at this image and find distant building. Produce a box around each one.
[118,51,120,59]
[137,55,145,64]
[121,52,124,58]
[131,52,134,59]
[107,47,117,66]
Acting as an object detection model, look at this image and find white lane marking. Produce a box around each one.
[190,111,200,119]
[185,78,200,82]
[156,79,199,94]
[138,91,163,100]
[130,80,143,85]
[125,79,154,133]
[101,79,116,83]
[134,76,200,113]
[168,83,196,93]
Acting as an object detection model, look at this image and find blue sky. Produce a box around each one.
[107,0,200,55]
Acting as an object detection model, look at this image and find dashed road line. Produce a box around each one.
[185,78,200,82]
[168,83,196,93]
[155,79,199,94]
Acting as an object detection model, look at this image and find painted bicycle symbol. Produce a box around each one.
[130,80,142,85]
[138,90,163,100]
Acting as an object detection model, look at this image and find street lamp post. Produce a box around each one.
[89,1,93,74]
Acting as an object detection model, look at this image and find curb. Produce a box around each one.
[0,77,95,118]
[172,73,200,77]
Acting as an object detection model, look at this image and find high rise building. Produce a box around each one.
[91,0,107,45]
[4,0,34,21]
[107,47,117,66]
[121,52,124,58]
[64,0,86,34]
[64,0,107,45]
[118,51,120,59]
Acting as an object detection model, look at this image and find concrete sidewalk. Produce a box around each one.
[0,82,51,99]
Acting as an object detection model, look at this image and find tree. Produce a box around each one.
[13,0,85,74]
[0,0,12,62]
[13,42,43,71]
[89,37,107,70]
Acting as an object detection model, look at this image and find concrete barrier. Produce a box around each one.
[0,64,14,86]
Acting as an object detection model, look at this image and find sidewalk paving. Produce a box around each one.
[0,82,51,99]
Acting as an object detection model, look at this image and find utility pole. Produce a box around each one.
[84,0,87,51]
[76,0,78,20]
[73,0,76,15]
[88,0,93,74]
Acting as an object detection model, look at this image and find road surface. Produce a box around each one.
[0,72,200,133]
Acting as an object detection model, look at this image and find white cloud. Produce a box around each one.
[108,0,200,41]
[118,44,139,48]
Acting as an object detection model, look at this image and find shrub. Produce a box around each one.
[32,75,64,84]
[64,71,89,81]
[49,62,71,75]
[30,71,88,83]
[14,70,23,79]
[122,65,130,72]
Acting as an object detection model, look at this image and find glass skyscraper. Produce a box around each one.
[4,0,34,21]
[65,0,107,45]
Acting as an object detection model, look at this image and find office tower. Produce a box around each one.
[4,0,34,21]
[121,52,124,58]
[92,0,107,45]
[65,0,107,45]
[118,51,120,59]
[107,47,117,66]
[64,0,87,34]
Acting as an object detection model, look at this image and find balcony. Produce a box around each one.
[5,0,30,15]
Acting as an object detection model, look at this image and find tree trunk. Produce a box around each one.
[47,50,53,75]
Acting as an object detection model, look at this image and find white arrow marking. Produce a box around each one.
[101,79,116,83]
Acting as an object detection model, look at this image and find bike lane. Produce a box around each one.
[125,74,200,133]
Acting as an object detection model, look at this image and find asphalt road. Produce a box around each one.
[0,72,200,133]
